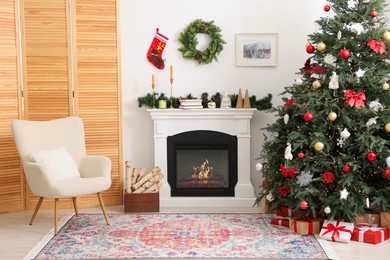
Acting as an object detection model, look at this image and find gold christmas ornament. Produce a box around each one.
[317,42,326,52]
[383,31,390,41]
[382,82,389,91]
[314,141,324,152]
[327,111,337,121]
[312,80,321,89]
[385,122,390,132]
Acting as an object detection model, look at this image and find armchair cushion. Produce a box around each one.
[30,147,80,181]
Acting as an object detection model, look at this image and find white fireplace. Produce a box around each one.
[148,108,257,210]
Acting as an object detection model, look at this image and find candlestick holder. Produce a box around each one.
[152,84,156,108]
[170,79,174,108]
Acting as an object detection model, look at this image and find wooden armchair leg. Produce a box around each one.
[30,197,44,225]
[72,197,79,216]
[54,198,59,235]
[97,192,109,225]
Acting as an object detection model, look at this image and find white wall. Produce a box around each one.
[119,0,337,195]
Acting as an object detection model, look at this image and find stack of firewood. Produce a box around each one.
[125,161,163,193]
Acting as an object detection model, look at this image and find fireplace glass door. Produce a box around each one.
[167,130,237,196]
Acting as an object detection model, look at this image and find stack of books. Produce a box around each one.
[179,99,203,109]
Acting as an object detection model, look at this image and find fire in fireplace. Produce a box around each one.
[167,130,237,196]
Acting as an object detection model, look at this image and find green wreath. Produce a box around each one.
[178,19,226,65]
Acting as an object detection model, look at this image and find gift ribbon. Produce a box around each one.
[321,221,353,242]
[344,89,366,108]
[293,218,313,234]
[357,226,386,242]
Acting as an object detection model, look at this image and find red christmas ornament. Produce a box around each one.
[300,200,309,209]
[304,112,314,122]
[370,9,378,17]
[324,5,330,12]
[340,48,350,59]
[367,152,377,161]
[306,44,315,54]
[298,152,305,159]
[342,164,351,173]
[383,168,390,180]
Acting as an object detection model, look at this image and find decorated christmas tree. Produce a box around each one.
[256,0,390,222]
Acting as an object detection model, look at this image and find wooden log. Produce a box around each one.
[136,167,148,183]
[132,167,161,191]
[131,168,140,187]
[144,182,162,193]
[125,161,132,194]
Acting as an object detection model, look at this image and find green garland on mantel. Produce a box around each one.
[178,19,226,65]
[137,92,273,110]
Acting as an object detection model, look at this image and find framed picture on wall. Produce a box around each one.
[235,33,278,67]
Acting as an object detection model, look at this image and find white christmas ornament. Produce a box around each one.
[347,23,365,35]
[324,54,337,66]
[337,31,342,40]
[366,117,378,127]
[340,188,349,200]
[368,99,383,112]
[386,157,390,168]
[256,163,263,172]
[340,128,351,139]
[284,114,290,124]
[295,78,303,85]
[266,192,275,202]
[284,143,293,161]
[328,72,339,89]
[355,68,366,78]
[324,206,331,214]
[347,0,357,8]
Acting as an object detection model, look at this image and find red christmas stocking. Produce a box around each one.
[147,28,169,70]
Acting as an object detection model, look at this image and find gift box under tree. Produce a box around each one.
[380,212,390,229]
[271,218,289,227]
[276,207,296,217]
[319,220,354,243]
[289,218,321,235]
[351,224,389,245]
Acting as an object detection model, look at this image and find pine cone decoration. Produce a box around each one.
[196,54,202,60]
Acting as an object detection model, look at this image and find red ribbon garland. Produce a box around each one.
[321,221,353,241]
[344,89,366,108]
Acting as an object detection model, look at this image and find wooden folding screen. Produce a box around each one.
[0,0,122,212]
[0,0,24,212]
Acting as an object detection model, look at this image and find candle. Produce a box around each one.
[152,74,155,85]
[170,65,173,80]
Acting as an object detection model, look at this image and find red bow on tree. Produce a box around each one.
[367,40,387,54]
[300,59,325,77]
[344,89,366,108]
[280,164,297,178]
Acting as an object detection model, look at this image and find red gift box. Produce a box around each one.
[351,224,389,244]
[271,218,289,227]
[276,207,296,217]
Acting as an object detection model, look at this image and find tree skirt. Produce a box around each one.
[26,213,336,259]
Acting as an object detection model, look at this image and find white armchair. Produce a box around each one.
[11,116,111,234]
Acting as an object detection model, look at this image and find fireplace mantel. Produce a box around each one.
[148,108,257,210]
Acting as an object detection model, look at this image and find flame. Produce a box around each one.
[192,159,213,179]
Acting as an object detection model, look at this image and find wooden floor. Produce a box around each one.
[0,205,389,260]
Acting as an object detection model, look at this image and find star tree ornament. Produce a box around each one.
[347,0,357,9]
[368,99,383,112]
[340,188,349,200]
[297,171,313,187]
[355,68,366,78]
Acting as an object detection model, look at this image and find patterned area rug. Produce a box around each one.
[27,213,335,259]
